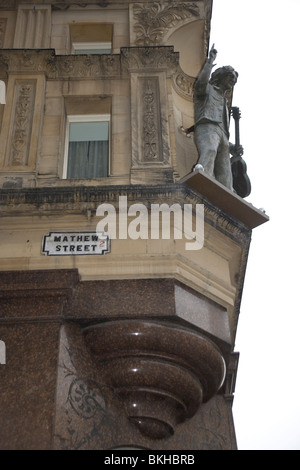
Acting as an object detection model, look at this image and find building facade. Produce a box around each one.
[0,0,268,450]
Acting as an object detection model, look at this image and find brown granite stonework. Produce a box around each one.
[64,277,231,351]
[0,269,237,449]
[53,323,236,450]
[0,269,79,449]
[82,319,225,440]
[0,322,60,449]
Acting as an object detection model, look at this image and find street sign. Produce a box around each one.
[42,232,110,256]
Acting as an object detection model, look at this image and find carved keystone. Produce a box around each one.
[83,319,226,439]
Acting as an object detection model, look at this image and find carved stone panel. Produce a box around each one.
[8,80,36,167]
[131,73,172,176]
[141,77,163,163]
[0,18,7,48]
[0,74,45,172]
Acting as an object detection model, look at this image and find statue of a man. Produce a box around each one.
[193,45,242,190]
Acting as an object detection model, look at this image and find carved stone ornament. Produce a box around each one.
[133,2,199,46]
[9,81,36,167]
[1,48,195,101]
[83,320,226,440]
[121,47,195,101]
[121,46,178,72]
[142,78,163,162]
[47,53,121,80]
[0,49,121,80]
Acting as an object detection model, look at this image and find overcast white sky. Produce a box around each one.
[210,0,300,450]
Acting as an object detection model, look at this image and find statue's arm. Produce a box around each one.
[194,44,217,96]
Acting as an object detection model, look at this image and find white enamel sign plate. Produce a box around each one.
[42,232,110,256]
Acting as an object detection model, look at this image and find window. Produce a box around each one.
[72,42,112,55]
[70,23,113,55]
[63,115,110,179]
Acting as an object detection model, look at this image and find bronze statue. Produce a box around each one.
[193,45,245,192]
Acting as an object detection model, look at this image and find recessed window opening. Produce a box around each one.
[70,23,113,55]
[63,115,110,179]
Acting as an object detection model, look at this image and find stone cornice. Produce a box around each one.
[0,0,209,10]
[0,183,251,245]
[0,49,122,80]
[0,47,196,100]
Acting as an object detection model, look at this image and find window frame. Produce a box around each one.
[72,41,112,55]
[63,114,111,180]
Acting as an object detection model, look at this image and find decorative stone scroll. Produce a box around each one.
[173,70,195,101]
[132,2,199,46]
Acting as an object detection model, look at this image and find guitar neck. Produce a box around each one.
[231,107,241,147]
[235,118,240,147]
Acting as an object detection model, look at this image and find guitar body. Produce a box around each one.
[230,107,251,198]
[231,155,251,198]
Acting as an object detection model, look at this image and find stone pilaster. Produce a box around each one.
[13,4,51,49]
[0,72,45,179]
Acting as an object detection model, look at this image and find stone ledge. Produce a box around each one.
[0,182,252,241]
[181,169,269,229]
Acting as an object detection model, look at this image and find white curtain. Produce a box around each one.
[67,140,108,179]
[0,81,6,104]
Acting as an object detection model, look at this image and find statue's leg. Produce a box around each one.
[194,124,220,175]
[214,133,233,190]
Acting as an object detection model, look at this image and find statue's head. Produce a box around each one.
[210,66,238,90]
